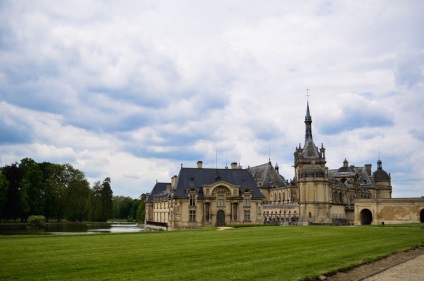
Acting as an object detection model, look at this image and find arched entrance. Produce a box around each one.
[360,209,373,225]
[420,209,424,223]
[216,210,225,226]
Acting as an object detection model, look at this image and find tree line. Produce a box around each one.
[0,158,146,223]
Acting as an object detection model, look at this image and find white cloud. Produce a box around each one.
[1,1,424,197]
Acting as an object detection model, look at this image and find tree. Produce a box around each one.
[1,160,93,222]
[65,179,90,222]
[130,199,140,221]
[57,163,89,222]
[112,196,135,220]
[38,162,60,222]
[136,193,147,222]
[100,177,113,222]
[88,181,103,222]
[88,178,113,222]
[2,163,22,221]
[19,158,45,220]
[0,171,9,219]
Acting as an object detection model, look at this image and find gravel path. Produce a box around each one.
[323,247,424,281]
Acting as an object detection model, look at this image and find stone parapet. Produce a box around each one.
[262,203,299,209]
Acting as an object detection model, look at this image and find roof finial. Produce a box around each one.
[225,154,228,169]
[269,143,271,164]
[216,149,218,169]
[306,89,310,102]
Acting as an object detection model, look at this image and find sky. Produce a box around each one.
[1,1,423,198]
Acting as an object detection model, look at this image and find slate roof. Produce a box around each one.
[147,182,170,202]
[328,161,373,187]
[373,160,390,182]
[173,167,265,199]
[248,162,287,189]
[302,138,320,159]
[356,167,372,185]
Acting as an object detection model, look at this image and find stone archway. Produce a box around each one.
[420,209,424,223]
[360,209,373,225]
[216,210,225,226]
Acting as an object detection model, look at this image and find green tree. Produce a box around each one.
[19,158,45,219]
[136,193,147,222]
[65,179,90,222]
[18,178,30,221]
[0,171,9,219]
[2,163,22,221]
[38,162,60,222]
[112,196,134,220]
[88,181,103,221]
[130,199,140,221]
[100,177,113,221]
[56,163,89,222]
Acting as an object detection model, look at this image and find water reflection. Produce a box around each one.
[0,223,144,235]
[90,224,143,234]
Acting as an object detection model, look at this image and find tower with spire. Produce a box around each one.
[294,100,331,224]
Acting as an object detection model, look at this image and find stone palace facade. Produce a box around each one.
[145,102,424,230]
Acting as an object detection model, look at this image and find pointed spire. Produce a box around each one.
[304,99,313,144]
[306,101,311,119]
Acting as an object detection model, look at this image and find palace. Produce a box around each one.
[145,102,424,230]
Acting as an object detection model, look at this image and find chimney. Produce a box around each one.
[197,161,203,168]
[231,162,238,169]
[365,164,372,176]
[171,175,177,187]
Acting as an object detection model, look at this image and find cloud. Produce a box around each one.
[1,1,424,198]
[0,102,35,144]
[394,51,424,89]
[318,93,394,135]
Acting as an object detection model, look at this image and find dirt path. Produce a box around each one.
[322,247,424,281]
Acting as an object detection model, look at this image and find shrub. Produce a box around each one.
[27,215,46,228]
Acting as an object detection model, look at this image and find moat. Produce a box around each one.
[0,222,143,235]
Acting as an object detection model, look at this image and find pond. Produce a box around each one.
[0,222,144,235]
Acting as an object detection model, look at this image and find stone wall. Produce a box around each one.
[354,198,424,225]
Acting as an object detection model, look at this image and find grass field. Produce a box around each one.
[0,225,423,280]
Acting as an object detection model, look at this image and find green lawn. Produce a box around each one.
[0,225,423,280]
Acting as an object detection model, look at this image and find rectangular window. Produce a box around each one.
[232,204,238,221]
[243,196,250,207]
[189,194,196,206]
[205,204,210,221]
[244,210,250,222]
[189,210,196,222]
[217,195,224,207]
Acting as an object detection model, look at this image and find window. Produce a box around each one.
[243,195,250,207]
[217,195,224,207]
[205,204,210,221]
[244,210,251,221]
[189,210,196,222]
[189,194,196,206]
[232,204,238,221]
